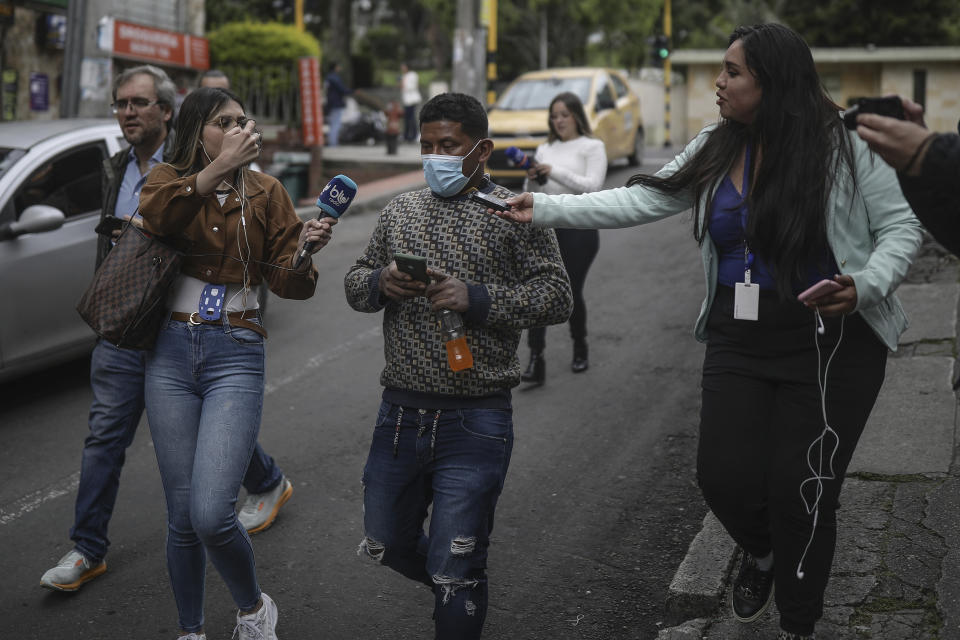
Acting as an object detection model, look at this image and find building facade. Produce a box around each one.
[0,0,207,122]
[668,46,960,144]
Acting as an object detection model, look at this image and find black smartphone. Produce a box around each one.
[394,252,429,284]
[469,190,509,212]
[843,97,905,130]
[94,215,125,236]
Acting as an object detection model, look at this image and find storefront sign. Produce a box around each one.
[108,18,209,70]
[29,72,49,111]
[298,57,324,146]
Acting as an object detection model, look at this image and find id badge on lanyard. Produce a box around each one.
[734,244,759,321]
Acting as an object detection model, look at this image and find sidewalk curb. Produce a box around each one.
[665,512,736,623]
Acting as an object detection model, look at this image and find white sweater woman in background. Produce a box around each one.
[521,91,607,384]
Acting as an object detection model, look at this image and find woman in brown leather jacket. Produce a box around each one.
[139,87,336,640]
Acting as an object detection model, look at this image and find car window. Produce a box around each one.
[12,142,107,219]
[595,74,616,111]
[611,74,629,99]
[0,147,27,179]
[497,77,593,110]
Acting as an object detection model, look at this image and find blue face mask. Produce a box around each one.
[422,139,482,197]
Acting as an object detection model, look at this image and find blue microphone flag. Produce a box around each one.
[316,174,358,218]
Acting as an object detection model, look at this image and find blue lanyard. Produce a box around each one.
[740,144,754,281]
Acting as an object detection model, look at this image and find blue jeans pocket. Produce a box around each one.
[227,328,263,345]
[226,317,264,345]
[455,409,511,442]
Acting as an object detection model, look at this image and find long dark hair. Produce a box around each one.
[168,86,249,179]
[547,91,592,143]
[628,23,857,298]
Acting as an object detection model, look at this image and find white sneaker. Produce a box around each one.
[40,549,107,591]
[238,476,293,534]
[177,634,206,640]
[233,592,278,640]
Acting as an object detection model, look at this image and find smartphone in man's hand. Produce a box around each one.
[394,252,430,284]
[94,216,124,236]
[843,97,905,129]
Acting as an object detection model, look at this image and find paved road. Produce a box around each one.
[2,153,711,639]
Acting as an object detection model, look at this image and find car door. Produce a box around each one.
[0,136,108,372]
[591,71,627,159]
[610,72,640,151]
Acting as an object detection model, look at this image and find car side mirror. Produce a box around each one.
[0,205,66,240]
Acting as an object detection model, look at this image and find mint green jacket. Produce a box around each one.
[532,125,923,351]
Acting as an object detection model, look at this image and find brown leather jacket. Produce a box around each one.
[139,164,318,300]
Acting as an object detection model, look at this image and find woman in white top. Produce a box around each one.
[521,91,607,384]
[400,63,422,142]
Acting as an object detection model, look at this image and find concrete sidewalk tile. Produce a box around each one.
[666,511,737,621]
[848,356,956,477]
[926,477,960,638]
[898,283,960,344]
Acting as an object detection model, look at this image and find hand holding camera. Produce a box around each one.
[852,95,937,175]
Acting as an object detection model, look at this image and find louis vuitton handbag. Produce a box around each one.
[77,221,183,350]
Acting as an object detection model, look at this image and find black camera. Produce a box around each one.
[843,97,905,130]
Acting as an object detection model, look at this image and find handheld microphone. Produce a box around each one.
[293,174,357,269]
[504,146,547,185]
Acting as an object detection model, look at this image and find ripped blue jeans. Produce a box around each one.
[360,401,513,640]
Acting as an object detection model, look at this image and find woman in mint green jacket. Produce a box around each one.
[497,23,921,640]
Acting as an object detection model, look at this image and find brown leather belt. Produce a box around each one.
[169,310,267,339]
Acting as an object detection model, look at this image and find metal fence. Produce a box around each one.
[221,63,301,126]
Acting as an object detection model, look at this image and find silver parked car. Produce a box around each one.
[0,119,275,384]
[0,119,126,383]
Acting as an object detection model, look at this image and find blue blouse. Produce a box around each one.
[708,147,838,291]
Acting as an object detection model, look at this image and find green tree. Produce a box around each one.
[207,22,322,125]
[206,0,285,31]
[583,0,663,70]
[670,0,960,49]
[779,0,960,46]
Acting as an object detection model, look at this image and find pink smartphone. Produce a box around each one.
[798,278,842,303]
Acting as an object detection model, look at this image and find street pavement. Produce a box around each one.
[321,144,960,640]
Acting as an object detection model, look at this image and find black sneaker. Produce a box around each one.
[731,551,775,623]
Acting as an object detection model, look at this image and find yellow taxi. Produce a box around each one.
[487,67,644,185]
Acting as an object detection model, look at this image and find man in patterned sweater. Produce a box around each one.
[346,92,572,639]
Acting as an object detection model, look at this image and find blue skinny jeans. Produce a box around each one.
[144,319,267,632]
[70,339,282,565]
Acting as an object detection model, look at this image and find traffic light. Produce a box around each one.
[649,34,670,67]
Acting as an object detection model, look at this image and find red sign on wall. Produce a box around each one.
[298,57,324,147]
[112,20,209,70]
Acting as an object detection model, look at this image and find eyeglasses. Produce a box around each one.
[111,98,158,114]
[207,115,252,131]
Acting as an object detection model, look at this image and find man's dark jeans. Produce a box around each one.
[360,400,514,640]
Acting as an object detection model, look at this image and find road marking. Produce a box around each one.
[265,325,381,395]
[0,472,79,526]
[2,325,383,526]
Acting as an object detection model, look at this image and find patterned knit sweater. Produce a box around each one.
[345,178,572,407]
